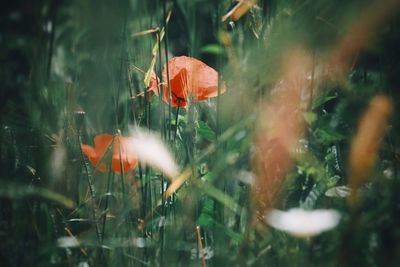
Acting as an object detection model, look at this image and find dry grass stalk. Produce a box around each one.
[253,48,312,220]
[196,225,207,267]
[348,95,392,206]
[222,0,256,22]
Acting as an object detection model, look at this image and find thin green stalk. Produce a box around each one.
[127,63,138,125]
[116,134,134,267]
[101,165,115,241]
[163,0,172,142]
[160,176,166,265]
[99,135,116,242]
[138,163,146,217]
[157,31,166,140]
[141,89,152,264]
[160,2,172,265]
[173,100,181,142]
[214,1,226,256]
[77,132,103,260]
[146,83,152,131]
[138,162,149,265]
[115,15,135,266]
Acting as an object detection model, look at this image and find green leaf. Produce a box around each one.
[197,199,215,227]
[316,128,346,143]
[313,92,338,109]
[304,112,317,125]
[200,44,225,55]
[193,179,240,214]
[197,121,216,142]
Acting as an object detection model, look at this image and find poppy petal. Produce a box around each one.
[93,134,113,154]
[166,68,190,108]
[112,154,138,174]
[81,144,108,173]
[111,135,138,174]
[81,134,138,174]
[161,56,225,108]
[81,144,97,165]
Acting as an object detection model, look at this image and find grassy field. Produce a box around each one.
[1,0,400,266]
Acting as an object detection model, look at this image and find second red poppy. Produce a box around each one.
[81,134,138,174]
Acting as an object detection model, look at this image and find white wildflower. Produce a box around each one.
[265,208,341,237]
[129,128,179,180]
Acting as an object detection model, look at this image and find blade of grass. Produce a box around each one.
[0,182,75,209]
[78,133,102,243]
[163,1,172,142]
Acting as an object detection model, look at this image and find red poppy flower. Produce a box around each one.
[150,56,226,108]
[81,134,138,174]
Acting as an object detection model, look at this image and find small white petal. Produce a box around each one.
[50,144,67,180]
[57,236,80,248]
[234,170,255,185]
[129,128,179,180]
[325,185,351,198]
[383,168,394,179]
[265,208,341,237]
[132,237,151,248]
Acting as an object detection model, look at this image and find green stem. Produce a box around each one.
[78,133,104,262]
[101,165,115,241]
[174,100,181,142]
[157,31,166,140]
[163,0,172,143]
[117,134,135,267]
